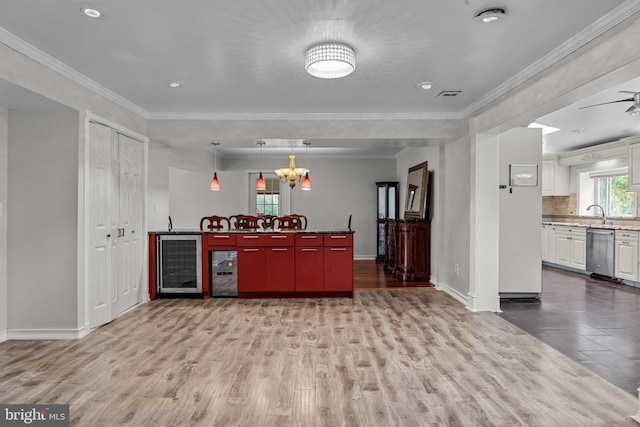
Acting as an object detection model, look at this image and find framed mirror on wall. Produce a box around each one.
[404,161,429,220]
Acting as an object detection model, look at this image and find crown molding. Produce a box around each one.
[0,26,148,118]
[459,0,640,119]
[145,111,463,121]
[557,138,629,166]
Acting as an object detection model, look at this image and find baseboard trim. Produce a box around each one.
[355,255,376,261]
[432,279,469,306]
[7,327,86,340]
[0,330,7,343]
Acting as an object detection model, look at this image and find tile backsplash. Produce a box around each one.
[543,193,640,226]
[542,194,576,216]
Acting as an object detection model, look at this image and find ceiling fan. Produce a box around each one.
[580,91,640,115]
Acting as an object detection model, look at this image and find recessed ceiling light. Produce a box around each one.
[474,8,506,23]
[630,111,640,116]
[81,7,103,18]
[417,82,436,90]
[168,81,183,88]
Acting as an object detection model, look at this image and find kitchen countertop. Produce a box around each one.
[542,221,640,231]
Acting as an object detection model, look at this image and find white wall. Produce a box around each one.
[0,109,7,340]
[167,152,397,258]
[7,110,80,332]
[439,136,471,298]
[147,140,171,231]
[396,146,441,281]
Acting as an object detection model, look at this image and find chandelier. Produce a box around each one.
[305,42,356,79]
[275,153,307,189]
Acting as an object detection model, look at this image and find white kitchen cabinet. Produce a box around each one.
[628,142,640,191]
[541,158,570,196]
[542,224,557,262]
[570,232,586,270]
[554,225,586,270]
[615,230,638,281]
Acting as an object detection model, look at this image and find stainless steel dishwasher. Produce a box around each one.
[586,228,615,279]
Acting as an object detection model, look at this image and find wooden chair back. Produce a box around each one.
[200,215,230,231]
[275,214,307,230]
[230,214,260,230]
[258,214,277,230]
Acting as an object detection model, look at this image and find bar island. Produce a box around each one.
[149,230,355,299]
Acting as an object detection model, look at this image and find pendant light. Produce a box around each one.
[301,141,311,191]
[256,141,266,191]
[210,142,221,191]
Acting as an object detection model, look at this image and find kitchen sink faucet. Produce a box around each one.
[586,204,606,224]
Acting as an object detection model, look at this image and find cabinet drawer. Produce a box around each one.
[295,234,322,247]
[237,234,267,247]
[615,230,638,241]
[206,233,237,246]
[555,227,586,237]
[323,233,353,247]
[265,234,294,247]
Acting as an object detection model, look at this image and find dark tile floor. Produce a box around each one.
[499,265,640,396]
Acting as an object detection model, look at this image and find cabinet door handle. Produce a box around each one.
[271,248,288,252]
[242,248,259,252]
[242,235,259,239]
[330,248,347,251]
[270,235,287,239]
[214,235,230,239]
[301,235,317,239]
[302,248,318,252]
[330,235,347,239]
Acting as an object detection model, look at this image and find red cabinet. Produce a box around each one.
[323,246,353,291]
[266,247,295,291]
[237,247,266,292]
[295,247,324,291]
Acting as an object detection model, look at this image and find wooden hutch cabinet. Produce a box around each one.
[384,219,431,282]
[376,181,399,262]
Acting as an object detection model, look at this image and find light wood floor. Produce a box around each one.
[0,290,637,426]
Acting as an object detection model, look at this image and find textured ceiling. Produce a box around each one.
[0,0,638,155]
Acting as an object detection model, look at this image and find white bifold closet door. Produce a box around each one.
[89,122,144,329]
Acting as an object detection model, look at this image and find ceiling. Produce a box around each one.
[0,0,639,156]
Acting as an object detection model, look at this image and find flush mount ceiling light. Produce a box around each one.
[81,7,103,18]
[168,81,183,88]
[474,8,506,23]
[305,42,356,79]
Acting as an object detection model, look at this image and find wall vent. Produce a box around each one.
[437,90,462,97]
